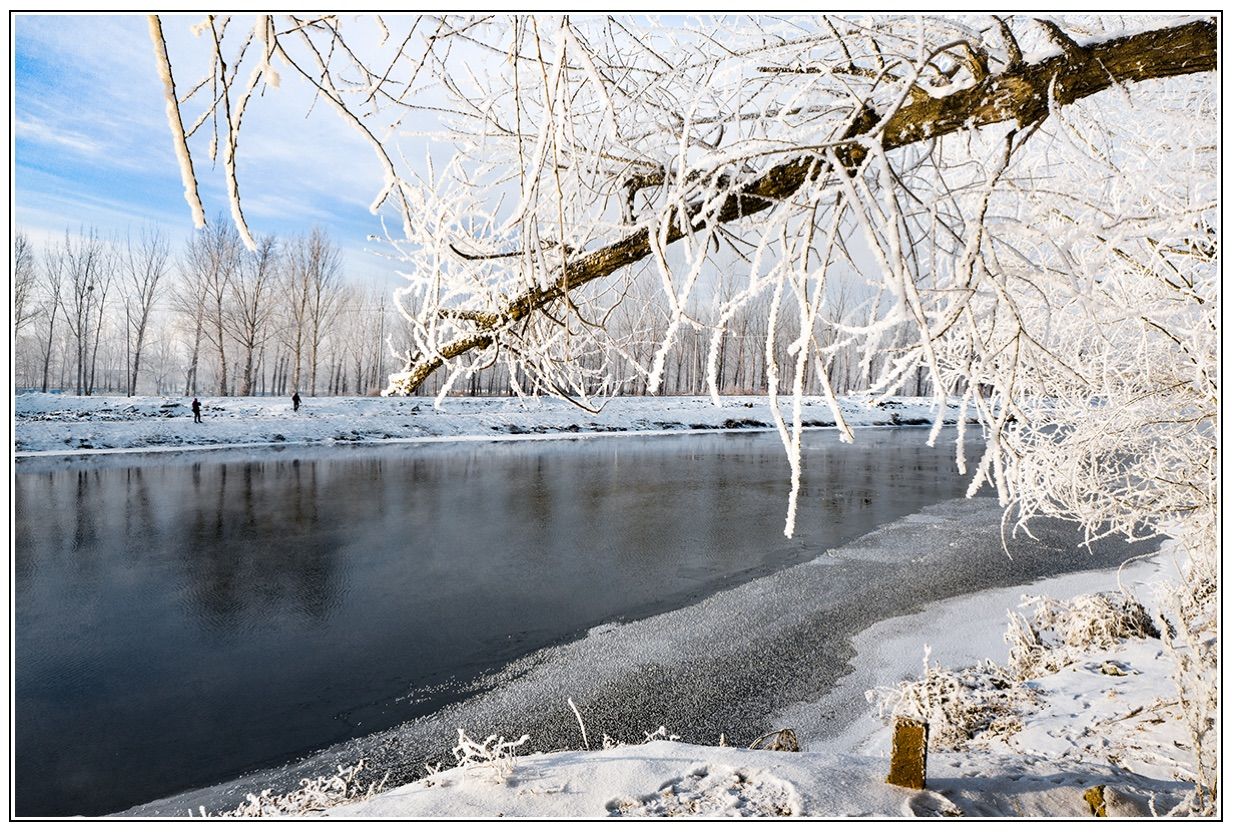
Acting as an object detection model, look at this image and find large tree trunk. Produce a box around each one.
[215,314,228,396]
[291,326,304,395]
[308,319,320,397]
[129,321,147,396]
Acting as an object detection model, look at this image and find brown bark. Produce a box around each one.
[389,19,1216,395]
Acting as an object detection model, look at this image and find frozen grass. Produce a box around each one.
[867,652,1032,750]
[447,730,531,785]
[210,761,388,818]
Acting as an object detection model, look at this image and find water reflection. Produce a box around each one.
[17,430,979,816]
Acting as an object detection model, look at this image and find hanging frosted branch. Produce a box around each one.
[155,14,1215,552]
[149,15,206,229]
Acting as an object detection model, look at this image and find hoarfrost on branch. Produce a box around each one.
[153,14,1215,551]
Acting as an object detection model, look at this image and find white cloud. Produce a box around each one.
[15,115,107,157]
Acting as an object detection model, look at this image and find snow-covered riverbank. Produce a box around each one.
[13,393,959,456]
[319,546,1196,819]
[121,495,1198,820]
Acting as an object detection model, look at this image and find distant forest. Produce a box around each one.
[13,221,937,400]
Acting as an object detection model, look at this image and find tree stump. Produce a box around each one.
[886,717,929,790]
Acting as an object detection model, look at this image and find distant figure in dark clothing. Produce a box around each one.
[292,391,302,412]
[191,397,202,423]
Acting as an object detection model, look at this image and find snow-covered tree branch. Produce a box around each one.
[153,14,1216,545]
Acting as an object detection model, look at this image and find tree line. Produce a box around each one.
[12,221,392,399]
[14,222,933,401]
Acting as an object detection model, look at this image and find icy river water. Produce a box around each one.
[14,429,1152,816]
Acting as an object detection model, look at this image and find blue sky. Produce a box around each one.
[13,14,409,285]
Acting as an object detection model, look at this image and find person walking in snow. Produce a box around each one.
[191,397,202,423]
[292,391,302,412]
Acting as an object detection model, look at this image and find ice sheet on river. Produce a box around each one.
[125,496,1155,816]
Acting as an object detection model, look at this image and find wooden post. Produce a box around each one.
[886,717,929,790]
[1084,786,1107,817]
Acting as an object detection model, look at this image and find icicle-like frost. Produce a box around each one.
[256,15,281,88]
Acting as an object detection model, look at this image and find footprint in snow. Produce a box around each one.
[606,765,798,817]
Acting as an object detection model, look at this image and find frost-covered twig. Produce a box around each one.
[567,697,589,750]
[213,760,389,818]
[451,728,531,784]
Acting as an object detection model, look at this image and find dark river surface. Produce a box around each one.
[14,429,1147,817]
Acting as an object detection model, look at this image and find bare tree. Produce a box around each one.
[55,230,114,396]
[13,231,40,340]
[154,15,1216,545]
[184,218,241,395]
[226,234,279,396]
[281,236,310,396]
[171,251,208,396]
[36,239,67,392]
[284,228,342,397]
[121,228,171,396]
[149,15,1215,401]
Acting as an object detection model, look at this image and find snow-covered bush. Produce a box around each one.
[1005,593,1158,681]
[867,648,1032,750]
[213,760,387,818]
[450,729,531,784]
[1037,593,1159,649]
[875,588,1162,750]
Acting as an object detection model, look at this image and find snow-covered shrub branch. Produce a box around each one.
[1004,592,1159,681]
[212,760,388,818]
[1157,572,1218,812]
[450,729,531,784]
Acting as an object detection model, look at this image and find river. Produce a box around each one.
[14,429,1151,816]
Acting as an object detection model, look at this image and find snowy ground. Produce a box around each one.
[13,393,959,456]
[317,547,1195,819]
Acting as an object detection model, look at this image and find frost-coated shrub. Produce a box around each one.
[451,728,531,783]
[867,648,1030,750]
[214,760,388,818]
[874,589,1162,750]
[1032,593,1159,649]
[1005,592,1158,681]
